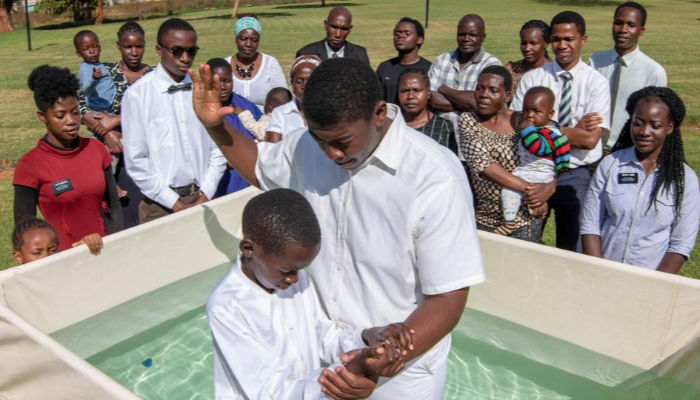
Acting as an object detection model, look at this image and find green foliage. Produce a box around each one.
[36,0,97,21]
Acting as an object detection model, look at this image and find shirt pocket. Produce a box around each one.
[651,194,676,228]
[147,116,175,151]
[603,184,629,221]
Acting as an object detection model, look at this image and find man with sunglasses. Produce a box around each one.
[122,18,226,223]
[295,6,370,65]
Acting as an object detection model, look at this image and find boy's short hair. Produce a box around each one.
[303,58,381,127]
[242,189,321,256]
[207,57,232,74]
[157,18,196,46]
[266,87,292,104]
[12,217,57,251]
[28,65,79,112]
[524,86,555,107]
[398,68,429,88]
[398,16,425,39]
[73,29,97,48]
[479,65,513,92]
[614,1,647,26]
[551,11,586,36]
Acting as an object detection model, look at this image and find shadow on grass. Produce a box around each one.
[534,0,618,6]
[188,11,293,21]
[272,2,362,10]
[35,14,170,30]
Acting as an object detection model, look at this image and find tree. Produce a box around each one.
[0,0,14,33]
[231,0,240,18]
[95,0,103,24]
[39,0,97,22]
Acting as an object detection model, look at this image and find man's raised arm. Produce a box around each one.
[189,64,260,187]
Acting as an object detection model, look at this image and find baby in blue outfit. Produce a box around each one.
[74,30,116,112]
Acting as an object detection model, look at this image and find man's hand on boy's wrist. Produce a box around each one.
[362,322,414,356]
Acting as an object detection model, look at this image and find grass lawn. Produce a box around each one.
[1,0,699,275]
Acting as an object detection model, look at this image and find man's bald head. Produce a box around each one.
[327,6,352,23]
[458,14,485,30]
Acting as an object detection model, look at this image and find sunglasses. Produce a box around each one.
[161,45,199,58]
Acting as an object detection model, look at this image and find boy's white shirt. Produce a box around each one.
[207,259,365,400]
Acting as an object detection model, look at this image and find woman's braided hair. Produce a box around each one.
[612,86,686,216]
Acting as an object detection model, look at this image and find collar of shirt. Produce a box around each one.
[619,46,642,66]
[325,40,345,58]
[449,47,485,67]
[361,103,403,172]
[550,58,586,80]
[154,63,192,92]
[617,146,659,172]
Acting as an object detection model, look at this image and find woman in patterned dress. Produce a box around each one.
[504,20,551,93]
[458,66,555,242]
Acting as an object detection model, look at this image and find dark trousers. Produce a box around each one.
[547,167,592,252]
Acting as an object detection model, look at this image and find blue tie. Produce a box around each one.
[558,72,573,127]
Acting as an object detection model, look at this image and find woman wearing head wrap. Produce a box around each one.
[265,55,322,143]
[224,15,287,111]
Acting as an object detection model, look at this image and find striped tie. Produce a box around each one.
[558,72,573,127]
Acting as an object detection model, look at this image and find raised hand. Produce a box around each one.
[189,64,235,128]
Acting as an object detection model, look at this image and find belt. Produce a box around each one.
[170,183,199,197]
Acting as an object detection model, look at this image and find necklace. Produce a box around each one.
[235,63,255,78]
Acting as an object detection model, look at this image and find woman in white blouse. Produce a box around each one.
[225,15,287,111]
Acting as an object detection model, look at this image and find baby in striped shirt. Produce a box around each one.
[497,86,571,236]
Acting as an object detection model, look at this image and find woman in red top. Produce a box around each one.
[13,65,122,253]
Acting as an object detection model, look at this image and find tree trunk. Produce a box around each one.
[95,0,103,24]
[321,0,326,6]
[231,0,240,18]
[0,1,13,33]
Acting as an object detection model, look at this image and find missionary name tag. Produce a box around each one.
[617,173,638,184]
[52,178,73,196]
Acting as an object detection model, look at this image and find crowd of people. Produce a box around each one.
[9,2,700,399]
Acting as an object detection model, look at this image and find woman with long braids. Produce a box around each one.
[581,87,699,273]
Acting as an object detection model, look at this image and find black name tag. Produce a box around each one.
[618,173,638,184]
[52,178,73,196]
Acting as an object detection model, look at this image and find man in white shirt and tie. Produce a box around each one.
[511,11,610,252]
[191,58,486,399]
[122,18,226,223]
[588,1,667,152]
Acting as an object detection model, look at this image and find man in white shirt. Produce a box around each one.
[588,1,667,151]
[511,11,610,252]
[122,18,226,223]
[192,58,486,399]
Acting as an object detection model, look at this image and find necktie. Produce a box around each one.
[165,82,192,94]
[558,72,573,127]
[331,52,339,59]
[610,56,622,121]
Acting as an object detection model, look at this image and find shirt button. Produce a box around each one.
[332,297,337,302]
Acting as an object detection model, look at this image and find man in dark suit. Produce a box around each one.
[295,6,370,65]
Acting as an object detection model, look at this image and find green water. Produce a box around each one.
[51,266,700,400]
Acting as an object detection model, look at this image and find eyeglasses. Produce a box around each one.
[161,45,199,58]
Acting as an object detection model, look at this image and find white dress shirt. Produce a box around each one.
[207,259,364,400]
[265,99,306,136]
[324,40,345,58]
[255,104,485,397]
[122,64,226,208]
[588,46,667,150]
[511,60,611,167]
[225,53,287,111]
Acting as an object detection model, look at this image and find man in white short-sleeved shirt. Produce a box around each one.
[511,11,610,252]
[192,58,485,399]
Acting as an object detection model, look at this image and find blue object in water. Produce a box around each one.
[142,358,153,368]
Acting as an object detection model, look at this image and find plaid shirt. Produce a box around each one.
[418,114,457,155]
[428,48,500,159]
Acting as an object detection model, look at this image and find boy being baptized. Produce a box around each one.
[207,188,413,399]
